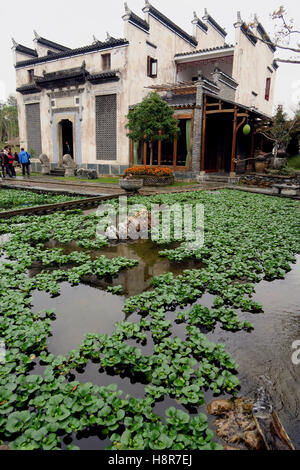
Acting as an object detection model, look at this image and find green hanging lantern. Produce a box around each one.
[243,124,251,135]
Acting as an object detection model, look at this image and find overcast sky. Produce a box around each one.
[0,0,299,115]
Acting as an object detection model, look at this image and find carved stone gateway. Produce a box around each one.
[39,154,50,174]
[63,154,76,176]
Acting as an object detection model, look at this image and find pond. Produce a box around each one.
[1,189,300,450]
[30,240,300,449]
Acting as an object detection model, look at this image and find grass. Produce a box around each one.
[29,173,198,187]
[287,154,300,170]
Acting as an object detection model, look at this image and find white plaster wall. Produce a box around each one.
[195,24,226,49]
[232,27,276,115]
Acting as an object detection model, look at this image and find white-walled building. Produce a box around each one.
[13,2,278,177]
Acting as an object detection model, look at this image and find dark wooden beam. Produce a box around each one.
[206,109,235,114]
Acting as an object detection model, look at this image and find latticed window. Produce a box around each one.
[25,103,42,156]
[95,94,117,161]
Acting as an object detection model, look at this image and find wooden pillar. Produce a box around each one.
[200,95,207,172]
[231,105,238,175]
[249,129,255,172]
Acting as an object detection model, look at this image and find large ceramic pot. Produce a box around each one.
[255,161,268,173]
[119,178,143,193]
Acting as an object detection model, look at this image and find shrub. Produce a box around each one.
[124,166,174,177]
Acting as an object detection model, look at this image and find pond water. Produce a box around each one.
[30,238,300,450]
[206,256,300,449]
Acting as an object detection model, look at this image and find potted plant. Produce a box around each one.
[123,166,174,186]
[119,173,143,193]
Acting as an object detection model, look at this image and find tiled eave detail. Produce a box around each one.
[194,18,208,33]
[215,69,238,86]
[205,15,227,38]
[145,5,197,47]
[16,84,41,95]
[175,44,234,59]
[87,71,120,84]
[17,70,120,94]
[272,60,279,70]
[240,23,257,46]
[37,37,71,52]
[15,39,129,68]
[128,12,149,33]
[15,44,38,57]
[257,23,276,53]
[35,69,88,89]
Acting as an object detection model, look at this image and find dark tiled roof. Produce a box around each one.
[88,70,120,83]
[17,69,120,93]
[175,44,234,58]
[195,19,208,33]
[214,68,238,85]
[35,67,87,84]
[37,36,71,52]
[16,84,41,95]
[241,23,257,46]
[257,23,276,52]
[164,93,196,107]
[205,14,227,37]
[146,4,197,47]
[128,11,149,32]
[15,38,129,68]
[15,44,38,57]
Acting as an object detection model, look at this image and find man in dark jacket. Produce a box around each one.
[19,148,31,177]
[0,150,6,178]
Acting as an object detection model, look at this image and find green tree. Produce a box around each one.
[0,95,19,144]
[126,92,178,166]
[257,105,300,156]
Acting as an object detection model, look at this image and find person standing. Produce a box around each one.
[7,148,16,178]
[3,147,12,178]
[0,150,6,178]
[18,148,31,177]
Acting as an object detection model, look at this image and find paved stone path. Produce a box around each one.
[0,176,226,197]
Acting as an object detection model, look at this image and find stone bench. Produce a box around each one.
[272,184,300,196]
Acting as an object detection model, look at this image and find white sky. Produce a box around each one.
[0,0,300,115]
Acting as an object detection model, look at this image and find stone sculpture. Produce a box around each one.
[63,154,76,176]
[39,154,51,175]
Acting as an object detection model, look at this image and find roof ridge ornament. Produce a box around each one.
[33,30,41,40]
[124,2,131,14]
[92,35,101,44]
[12,38,18,48]
[106,32,111,41]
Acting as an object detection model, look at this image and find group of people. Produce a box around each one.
[0,147,31,178]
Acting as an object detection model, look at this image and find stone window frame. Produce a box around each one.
[101,53,111,71]
[265,77,271,101]
[147,56,158,78]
